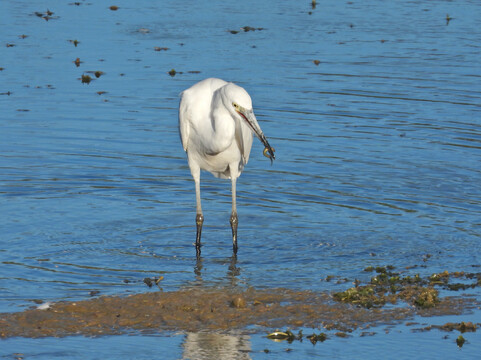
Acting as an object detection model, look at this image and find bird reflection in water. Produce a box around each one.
[186,254,250,359]
[182,331,252,360]
[193,254,241,288]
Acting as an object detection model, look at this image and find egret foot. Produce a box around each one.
[195,213,204,256]
[230,212,238,254]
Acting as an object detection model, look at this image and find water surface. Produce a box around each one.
[1,0,480,358]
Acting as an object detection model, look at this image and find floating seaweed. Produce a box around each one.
[81,74,92,84]
[456,335,465,347]
[419,321,477,333]
[34,9,59,21]
[228,26,264,34]
[68,39,80,47]
[446,14,453,25]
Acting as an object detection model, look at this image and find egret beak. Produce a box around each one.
[237,108,276,163]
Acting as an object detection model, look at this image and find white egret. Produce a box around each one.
[179,78,275,255]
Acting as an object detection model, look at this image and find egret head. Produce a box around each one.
[222,83,276,162]
[224,83,253,111]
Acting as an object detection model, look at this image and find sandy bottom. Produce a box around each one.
[0,285,474,338]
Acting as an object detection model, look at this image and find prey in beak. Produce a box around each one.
[260,134,275,164]
[235,105,276,164]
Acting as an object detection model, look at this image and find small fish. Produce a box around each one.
[263,146,275,164]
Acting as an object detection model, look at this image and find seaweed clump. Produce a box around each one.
[333,266,442,309]
[422,321,477,333]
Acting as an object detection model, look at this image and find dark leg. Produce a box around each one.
[230,173,239,254]
[230,211,238,254]
[191,165,203,257]
[196,213,203,257]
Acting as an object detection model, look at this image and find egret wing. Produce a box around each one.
[179,91,191,152]
[241,123,253,165]
[235,121,253,172]
[234,121,245,163]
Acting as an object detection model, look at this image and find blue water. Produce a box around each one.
[1,0,480,358]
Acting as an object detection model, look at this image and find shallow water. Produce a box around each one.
[1,322,481,360]
[1,0,481,358]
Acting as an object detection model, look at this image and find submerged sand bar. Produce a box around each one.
[0,286,472,338]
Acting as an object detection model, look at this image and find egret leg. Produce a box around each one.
[230,176,238,253]
[230,212,238,253]
[196,213,203,257]
[192,165,203,256]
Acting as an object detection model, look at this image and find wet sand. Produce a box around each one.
[0,283,475,339]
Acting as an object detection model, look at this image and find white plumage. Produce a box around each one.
[179,78,275,255]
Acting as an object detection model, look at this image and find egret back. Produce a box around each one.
[179,78,227,152]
